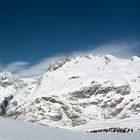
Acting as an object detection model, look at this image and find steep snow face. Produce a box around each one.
[2,55,140,129]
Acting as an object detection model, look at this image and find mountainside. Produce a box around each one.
[0,54,140,131]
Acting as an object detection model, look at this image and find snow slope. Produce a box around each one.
[0,54,140,131]
[0,117,140,140]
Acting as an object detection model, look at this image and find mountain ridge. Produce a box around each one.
[0,54,140,131]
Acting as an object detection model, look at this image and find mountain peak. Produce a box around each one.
[130,56,140,61]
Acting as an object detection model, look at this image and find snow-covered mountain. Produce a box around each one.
[0,71,26,116]
[1,54,140,131]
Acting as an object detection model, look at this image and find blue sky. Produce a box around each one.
[0,0,140,77]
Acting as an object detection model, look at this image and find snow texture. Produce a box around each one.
[0,54,140,131]
[0,117,140,140]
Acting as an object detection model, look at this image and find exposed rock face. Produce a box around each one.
[48,58,71,71]
[5,81,135,127]
[88,127,134,133]
[0,95,13,116]
[68,83,130,100]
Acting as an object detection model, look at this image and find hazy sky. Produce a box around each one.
[0,0,140,77]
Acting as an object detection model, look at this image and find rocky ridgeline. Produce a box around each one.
[88,127,134,133]
[48,58,71,71]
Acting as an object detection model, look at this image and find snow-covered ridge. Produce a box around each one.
[0,54,140,131]
[0,71,26,116]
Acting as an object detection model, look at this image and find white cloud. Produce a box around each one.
[16,55,66,77]
[5,61,29,73]
[74,41,140,58]
[0,40,140,78]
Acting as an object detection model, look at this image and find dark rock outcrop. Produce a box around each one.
[0,95,13,116]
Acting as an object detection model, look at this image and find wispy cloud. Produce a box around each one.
[16,56,65,77]
[0,40,140,78]
[74,40,140,58]
[5,61,29,73]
